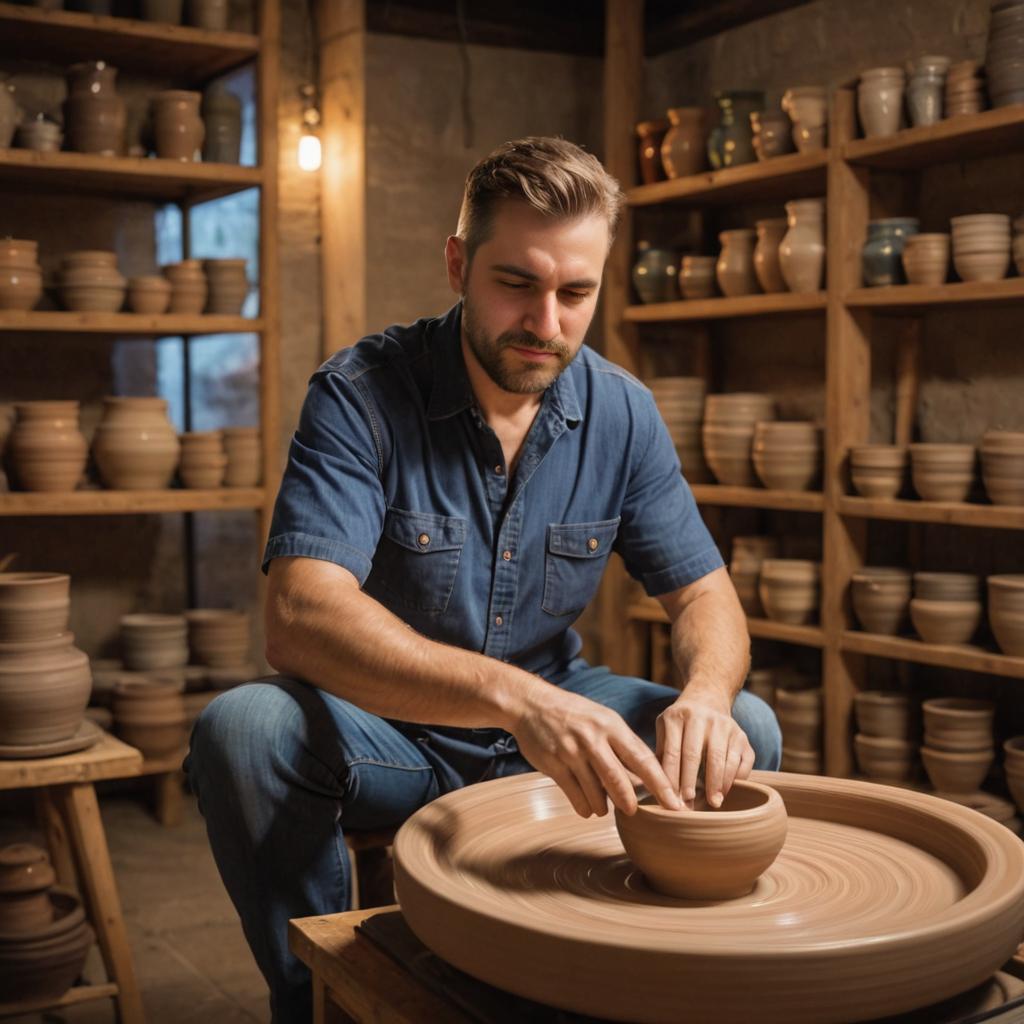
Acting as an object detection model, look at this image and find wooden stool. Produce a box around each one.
[0,729,145,1023]
[345,827,398,910]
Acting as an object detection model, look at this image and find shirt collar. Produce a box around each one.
[427,301,582,427]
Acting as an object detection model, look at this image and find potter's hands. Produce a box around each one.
[656,688,755,808]
[510,686,682,818]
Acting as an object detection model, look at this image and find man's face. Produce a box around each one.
[453,201,609,395]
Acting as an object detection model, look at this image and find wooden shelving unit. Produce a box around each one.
[602,1,1024,781]
[0,488,265,516]
[0,311,262,334]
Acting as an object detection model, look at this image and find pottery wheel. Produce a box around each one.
[0,719,102,759]
[394,770,1024,1024]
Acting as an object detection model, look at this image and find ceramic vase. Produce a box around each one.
[8,402,87,493]
[91,397,180,490]
[185,608,251,666]
[858,67,906,138]
[779,198,826,293]
[152,91,204,161]
[716,229,758,297]
[15,116,63,153]
[64,61,125,156]
[178,431,227,488]
[632,244,678,304]
[781,86,828,152]
[707,91,763,169]
[0,844,56,934]
[0,238,43,312]
[679,255,716,299]
[202,87,242,164]
[660,107,707,179]
[862,218,920,286]
[753,219,788,293]
[127,276,172,314]
[750,111,794,161]
[907,56,950,127]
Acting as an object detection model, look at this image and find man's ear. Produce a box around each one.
[444,235,467,296]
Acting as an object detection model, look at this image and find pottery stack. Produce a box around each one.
[857,67,906,138]
[0,844,95,1003]
[0,238,43,312]
[111,679,188,758]
[780,86,828,152]
[854,691,918,782]
[7,402,87,493]
[120,614,189,672]
[679,255,716,299]
[162,260,208,315]
[945,60,986,115]
[179,431,227,488]
[989,575,1024,656]
[649,378,710,484]
[204,258,249,315]
[729,536,779,617]
[910,442,976,501]
[751,422,821,492]
[921,697,995,794]
[907,55,950,127]
[901,233,950,285]
[910,572,983,645]
[986,0,1024,108]
[849,444,908,498]
[951,214,1012,282]
[759,559,820,625]
[777,686,822,774]
[58,251,126,313]
[185,609,254,689]
[223,427,262,487]
[981,430,1024,505]
[0,573,92,750]
[702,393,775,486]
[92,397,180,490]
[851,567,912,635]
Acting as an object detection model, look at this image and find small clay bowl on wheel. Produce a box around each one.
[614,779,787,900]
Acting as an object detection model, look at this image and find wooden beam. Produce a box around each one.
[645,0,816,56]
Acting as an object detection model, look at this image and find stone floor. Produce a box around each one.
[5,786,270,1024]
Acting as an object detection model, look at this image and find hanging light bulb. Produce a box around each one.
[298,83,321,173]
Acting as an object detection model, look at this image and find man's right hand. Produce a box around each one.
[508,685,683,818]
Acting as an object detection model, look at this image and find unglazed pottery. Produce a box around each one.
[649,380,708,485]
[64,61,125,156]
[703,393,776,487]
[152,90,204,161]
[951,214,1011,282]
[635,119,669,185]
[614,782,788,899]
[759,559,820,625]
[8,402,87,493]
[909,443,976,502]
[679,255,716,299]
[91,397,180,490]
[58,251,126,313]
[910,598,982,645]
[922,697,995,752]
[184,608,251,666]
[632,244,678,304]
[989,575,1024,656]
[0,844,55,934]
[111,679,187,757]
[779,198,825,293]
[753,218,787,293]
[901,233,950,286]
[393,770,1024,1024]
[854,734,918,782]
[850,567,912,635]
[849,444,908,498]
[202,87,242,164]
[775,686,822,751]
[15,116,63,153]
[127,275,172,315]
[0,238,44,312]
[862,218,920,286]
[921,746,993,794]
[907,56,950,127]
[707,91,762,169]
[729,535,778,617]
[0,573,70,643]
[858,67,906,138]
[913,571,980,601]
[660,108,707,180]
[162,259,208,314]
[749,110,794,161]
[780,86,828,152]
[781,747,821,773]
[854,691,915,740]
[120,613,188,670]
[751,421,821,492]
[179,430,228,488]
[716,229,758,297]
[981,429,1024,505]
[987,6,1024,107]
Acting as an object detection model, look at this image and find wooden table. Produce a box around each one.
[0,729,145,1023]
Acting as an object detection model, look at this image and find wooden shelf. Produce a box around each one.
[626,600,825,648]
[626,150,828,207]
[624,291,827,322]
[0,311,262,335]
[841,630,1024,680]
[691,484,824,512]
[846,278,1024,312]
[0,488,265,517]
[842,105,1024,171]
[0,149,262,203]
[839,496,1024,530]
[0,2,259,82]
[0,981,119,1019]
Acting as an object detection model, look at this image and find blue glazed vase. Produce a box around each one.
[862,218,920,286]
[707,91,764,170]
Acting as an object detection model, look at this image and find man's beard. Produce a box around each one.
[462,294,575,395]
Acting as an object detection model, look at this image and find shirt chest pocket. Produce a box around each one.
[542,517,622,617]
[372,508,467,614]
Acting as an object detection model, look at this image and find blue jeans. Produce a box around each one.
[184,660,781,1023]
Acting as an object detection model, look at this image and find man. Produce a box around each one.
[186,136,781,1023]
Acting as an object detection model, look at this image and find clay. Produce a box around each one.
[203,258,249,314]
[854,734,918,782]
[179,430,228,489]
[923,698,995,752]
[127,276,172,315]
[749,110,793,161]
[909,598,982,645]
[775,686,822,751]
[849,444,908,499]
[850,567,912,635]
[716,229,758,297]
[64,61,124,156]
[649,380,708,485]
[980,430,1024,506]
[909,443,976,503]
[111,679,187,757]
[0,238,43,312]
[8,402,87,493]
[778,199,825,293]
[184,608,251,666]
[91,397,180,490]
[58,251,126,314]
[921,746,992,794]
[659,108,706,180]
[753,218,788,294]
[0,844,55,934]
[162,260,209,315]
[751,421,821,492]
[703,393,775,488]
[901,234,950,287]
[857,67,905,138]
[854,691,915,740]
[988,575,1024,656]
[679,255,717,299]
[151,90,204,161]
[120,613,189,671]
[0,572,70,643]
[780,86,828,152]
[951,214,1011,283]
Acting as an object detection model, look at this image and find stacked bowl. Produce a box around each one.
[223,428,262,487]
[981,430,1024,505]
[120,613,188,671]
[729,536,779,617]
[951,214,1012,282]
[945,60,985,115]
[702,393,775,487]
[910,572,983,645]
[112,679,188,758]
[751,421,821,491]
[986,0,1024,107]
[850,566,912,635]
[58,251,126,313]
[185,608,254,688]
[901,233,950,285]
[1003,736,1024,814]
[0,844,95,1003]
[854,691,918,782]
[989,575,1024,655]
[162,260,208,315]
[649,378,710,484]
[0,238,43,312]
[179,431,228,488]
[921,697,995,794]
[776,686,822,774]
[909,442,976,501]
[849,444,908,498]
[758,559,820,625]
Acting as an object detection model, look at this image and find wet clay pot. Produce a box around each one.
[91,397,180,490]
[850,567,912,635]
[64,61,125,156]
[716,229,758,297]
[635,119,669,185]
[615,781,788,899]
[0,844,55,934]
[0,573,70,643]
[660,107,707,179]
[8,401,87,493]
[753,218,788,293]
[151,90,204,161]
[202,87,242,164]
[779,198,825,293]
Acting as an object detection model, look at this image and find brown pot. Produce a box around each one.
[854,734,918,782]
[185,608,251,666]
[0,844,55,934]
[751,421,821,492]
[120,613,189,671]
[162,261,208,315]
[780,746,821,773]
[0,238,43,311]
[679,256,716,299]
[909,598,982,645]
[729,535,779,617]
[989,575,1024,656]
[716,229,758,297]
[91,397,180,490]
[203,258,249,315]
[151,90,204,161]
[921,745,992,793]
[854,691,915,740]
[660,107,707,179]
[58,251,126,313]
[127,276,172,315]
[775,687,822,751]
[851,567,912,635]
[0,573,70,643]
[63,62,125,156]
[753,218,788,294]
[635,119,669,185]
[8,402,87,493]
[779,198,826,293]
[910,443,976,502]
[849,444,908,499]
[922,697,994,752]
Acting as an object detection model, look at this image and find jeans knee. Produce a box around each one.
[732,690,783,772]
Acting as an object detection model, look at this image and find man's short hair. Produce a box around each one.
[456,136,624,265]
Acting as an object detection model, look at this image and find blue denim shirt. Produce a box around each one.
[263,302,723,680]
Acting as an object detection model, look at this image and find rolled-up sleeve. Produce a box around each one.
[613,396,724,596]
[261,370,386,583]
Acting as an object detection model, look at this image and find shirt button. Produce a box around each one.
[418,533,430,547]
[502,550,512,561]
[588,537,599,552]
[494,464,504,475]
[494,615,504,626]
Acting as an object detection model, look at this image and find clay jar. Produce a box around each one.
[202,87,242,164]
[851,567,912,635]
[751,421,821,492]
[632,244,678,304]
[778,198,825,293]
[707,91,762,169]
[0,238,43,312]
[863,218,920,286]
[8,402,87,493]
[981,430,1024,505]
[901,233,950,286]
[91,396,180,490]
[989,575,1024,656]
[120,613,188,671]
[858,66,906,138]
[909,443,976,502]
[952,214,1012,283]
[162,260,208,314]
[635,119,669,185]
[178,430,227,488]
[64,61,125,156]
[614,781,787,900]
[679,255,716,299]
[0,572,70,643]
[58,250,126,313]
[759,559,820,625]
[781,86,828,152]
[854,691,915,740]
[702,392,776,487]
[204,258,249,315]
[127,275,172,315]
[660,107,707,179]
[16,116,63,153]
[715,229,758,297]
[749,110,794,161]
[223,427,261,486]
[753,219,788,293]
[921,745,993,794]
[151,90,204,161]
[849,444,908,498]
[0,845,55,934]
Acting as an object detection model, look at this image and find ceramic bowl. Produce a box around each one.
[759,560,820,625]
[922,697,995,751]
[910,598,982,645]
[850,567,913,635]
[854,691,915,739]
[909,443,976,502]
[614,780,788,900]
[921,745,993,794]
[913,571,981,601]
[854,734,918,782]
[989,575,1024,655]
[780,746,821,773]
[849,444,908,498]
